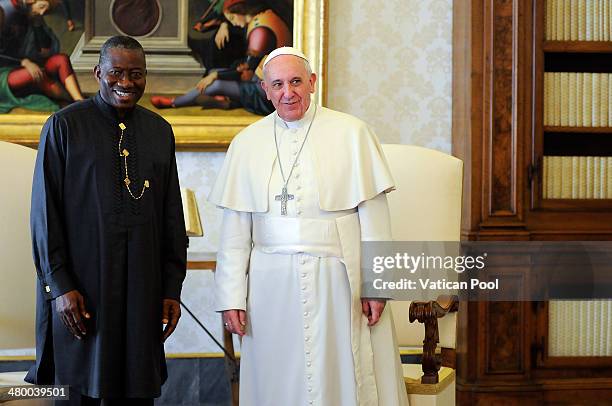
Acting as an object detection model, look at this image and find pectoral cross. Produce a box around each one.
[275,186,294,216]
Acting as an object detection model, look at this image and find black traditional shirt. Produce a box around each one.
[27,93,187,398]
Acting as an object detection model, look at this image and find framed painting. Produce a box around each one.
[0,0,328,150]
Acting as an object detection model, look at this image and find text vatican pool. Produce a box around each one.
[372,278,499,290]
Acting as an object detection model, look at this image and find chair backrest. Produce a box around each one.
[382,144,463,349]
[0,141,37,349]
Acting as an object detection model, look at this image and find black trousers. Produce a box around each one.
[54,387,153,406]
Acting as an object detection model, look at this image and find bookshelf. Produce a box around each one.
[538,0,612,208]
[453,0,612,404]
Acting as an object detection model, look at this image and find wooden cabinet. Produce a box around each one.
[453,1,612,403]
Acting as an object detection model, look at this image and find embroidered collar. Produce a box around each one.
[93,92,136,125]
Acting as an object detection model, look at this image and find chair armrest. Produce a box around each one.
[408,295,458,384]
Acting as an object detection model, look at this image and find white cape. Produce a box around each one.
[208,106,395,212]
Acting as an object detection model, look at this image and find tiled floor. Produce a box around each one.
[0,359,233,406]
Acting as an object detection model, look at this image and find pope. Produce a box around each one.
[210,46,409,406]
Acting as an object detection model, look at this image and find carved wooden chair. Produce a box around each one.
[382,144,463,405]
[0,141,52,405]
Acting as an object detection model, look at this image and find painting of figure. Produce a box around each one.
[0,0,323,148]
[0,0,85,114]
[0,0,295,118]
[151,0,293,115]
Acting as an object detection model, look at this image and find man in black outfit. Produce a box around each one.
[27,35,187,406]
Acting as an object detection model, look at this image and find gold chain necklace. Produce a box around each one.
[118,122,149,200]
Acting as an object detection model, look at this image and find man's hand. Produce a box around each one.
[162,298,181,342]
[215,22,230,49]
[55,290,90,339]
[21,59,43,83]
[222,309,247,336]
[361,299,386,326]
[196,72,218,94]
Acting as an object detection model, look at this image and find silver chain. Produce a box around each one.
[273,104,318,188]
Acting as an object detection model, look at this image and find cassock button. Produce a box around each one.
[301,286,307,291]
[304,311,309,316]
[295,173,301,179]
[308,387,313,392]
[304,324,309,329]
[45,285,51,293]
[301,273,307,278]
[306,350,311,354]
[296,185,302,190]
[307,361,312,366]
[300,259,306,265]
[297,210,302,215]
[305,337,310,342]
[307,375,312,380]
[302,299,307,304]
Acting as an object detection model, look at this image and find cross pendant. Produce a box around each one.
[275,186,294,216]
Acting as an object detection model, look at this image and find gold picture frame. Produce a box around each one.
[0,0,328,151]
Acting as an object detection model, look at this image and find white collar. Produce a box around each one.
[278,102,316,130]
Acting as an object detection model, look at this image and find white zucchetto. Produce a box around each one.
[263,46,310,68]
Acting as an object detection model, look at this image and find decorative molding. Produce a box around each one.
[0,114,258,151]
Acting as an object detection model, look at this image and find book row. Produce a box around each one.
[546,0,612,41]
[544,72,612,127]
[543,155,612,199]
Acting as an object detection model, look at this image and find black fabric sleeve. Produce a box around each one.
[215,54,262,81]
[216,68,241,81]
[0,11,20,67]
[245,54,262,71]
[161,129,187,300]
[0,53,21,67]
[61,1,73,20]
[30,115,77,300]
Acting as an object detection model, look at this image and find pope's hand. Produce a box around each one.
[361,299,386,326]
[222,309,247,336]
[55,290,90,339]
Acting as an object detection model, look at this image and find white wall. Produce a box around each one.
[327,0,452,151]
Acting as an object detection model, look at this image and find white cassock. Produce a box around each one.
[209,103,409,406]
